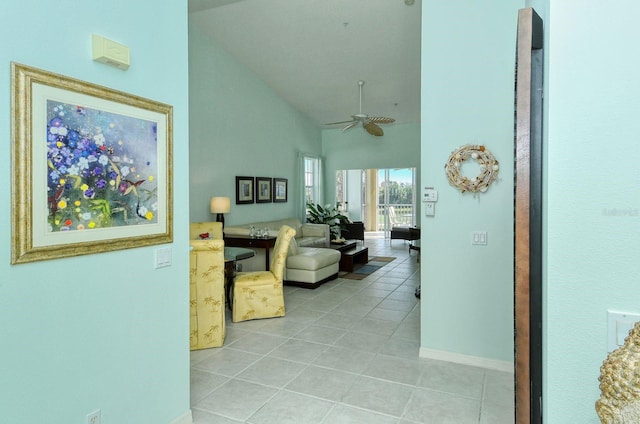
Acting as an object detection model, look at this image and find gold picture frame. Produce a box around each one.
[11,62,173,264]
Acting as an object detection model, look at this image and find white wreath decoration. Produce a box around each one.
[445,144,499,193]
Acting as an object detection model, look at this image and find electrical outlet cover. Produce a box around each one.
[87,410,101,424]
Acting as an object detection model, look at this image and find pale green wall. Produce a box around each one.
[0,2,191,423]
[422,0,640,421]
[420,0,520,365]
[322,123,421,207]
[188,24,321,225]
[544,1,640,421]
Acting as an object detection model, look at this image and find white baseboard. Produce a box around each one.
[170,410,193,424]
[419,347,514,373]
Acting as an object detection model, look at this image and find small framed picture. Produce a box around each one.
[255,177,272,203]
[235,176,254,204]
[273,178,288,203]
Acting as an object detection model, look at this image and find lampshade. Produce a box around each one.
[210,196,231,213]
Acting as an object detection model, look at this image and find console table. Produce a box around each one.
[224,235,276,270]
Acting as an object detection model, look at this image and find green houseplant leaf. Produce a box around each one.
[306,203,349,239]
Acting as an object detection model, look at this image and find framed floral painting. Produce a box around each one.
[11,63,173,264]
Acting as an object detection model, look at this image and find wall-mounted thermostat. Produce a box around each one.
[423,187,438,202]
[423,187,437,216]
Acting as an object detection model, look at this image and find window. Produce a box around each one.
[304,155,322,206]
[335,169,346,208]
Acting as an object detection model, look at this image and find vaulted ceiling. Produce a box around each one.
[189,0,422,129]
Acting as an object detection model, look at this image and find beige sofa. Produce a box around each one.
[284,237,341,289]
[224,218,330,271]
[224,217,329,246]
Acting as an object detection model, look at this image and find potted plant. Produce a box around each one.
[306,203,349,240]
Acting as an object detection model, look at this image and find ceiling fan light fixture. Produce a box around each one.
[324,80,395,136]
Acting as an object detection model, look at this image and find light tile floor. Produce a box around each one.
[190,237,514,423]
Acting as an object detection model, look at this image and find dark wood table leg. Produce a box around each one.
[341,255,355,272]
[224,261,235,311]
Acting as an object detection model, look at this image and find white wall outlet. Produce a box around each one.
[87,409,101,424]
[425,202,435,216]
[607,310,640,352]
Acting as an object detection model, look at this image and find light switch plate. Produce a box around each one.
[155,247,172,268]
[472,231,487,245]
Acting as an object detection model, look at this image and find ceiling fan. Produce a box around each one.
[325,80,395,137]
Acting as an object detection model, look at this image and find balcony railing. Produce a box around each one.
[376,204,414,230]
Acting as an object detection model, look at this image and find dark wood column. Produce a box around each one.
[515,7,544,424]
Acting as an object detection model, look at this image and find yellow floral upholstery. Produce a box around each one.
[232,225,296,322]
[189,221,223,240]
[189,238,226,349]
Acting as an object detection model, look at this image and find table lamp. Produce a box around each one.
[210,196,231,228]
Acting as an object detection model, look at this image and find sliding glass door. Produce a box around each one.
[378,168,416,237]
[336,167,416,237]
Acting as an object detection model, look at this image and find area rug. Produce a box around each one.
[339,256,396,280]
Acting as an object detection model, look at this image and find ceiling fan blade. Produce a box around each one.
[342,121,358,132]
[363,121,384,136]
[325,119,356,125]
[368,116,396,124]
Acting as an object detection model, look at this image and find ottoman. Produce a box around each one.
[391,226,420,244]
[284,246,341,289]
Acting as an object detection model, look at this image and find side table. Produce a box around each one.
[327,240,369,272]
[339,246,369,272]
[408,227,420,261]
[224,235,277,270]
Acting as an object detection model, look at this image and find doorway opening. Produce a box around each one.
[335,167,417,238]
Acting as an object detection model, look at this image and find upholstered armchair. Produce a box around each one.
[340,221,365,242]
[189,221,223,240]
[189,238,226,349]
[232,225,296,322]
